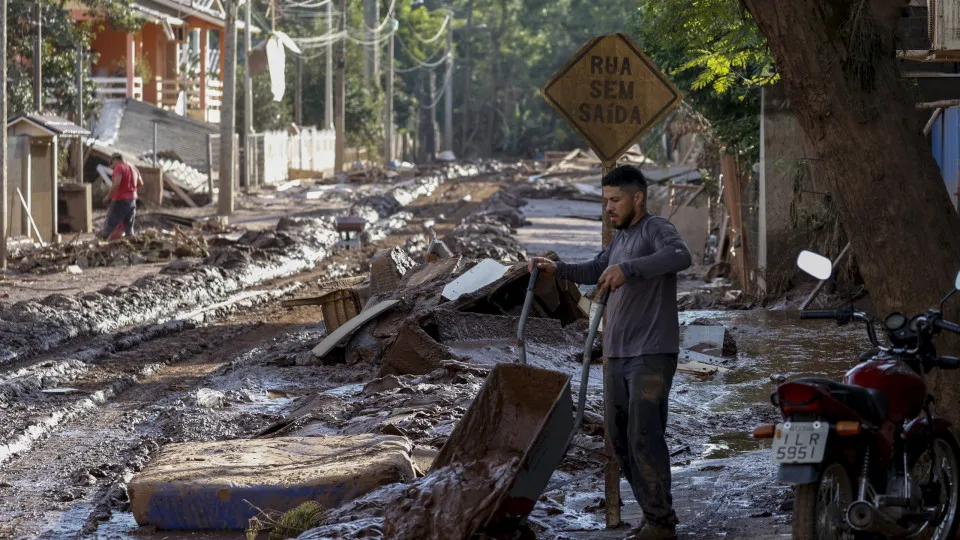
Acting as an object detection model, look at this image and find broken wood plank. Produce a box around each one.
[917,99,960,110]
[714,213,730,265]
[163,177,199,208]
[16,187,46,246]
[281,296,328,308]
[799,242,851,310]
[678,361,729,376]
[924,107,944,136]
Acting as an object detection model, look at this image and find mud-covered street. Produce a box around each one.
[0,164,872,539]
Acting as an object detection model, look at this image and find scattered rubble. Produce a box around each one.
[0,217,340,367]
[449,190,529,262]
[9,230,209,274]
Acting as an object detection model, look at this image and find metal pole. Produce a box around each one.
[334,0,346,172]
[444,24,453,153]
[243,0,253,189]
[428,69,437,160]
[206,133,214,198]
[295,55,303,125]
[218,0,238,217]
[363,0,379,80]
[324,0,333,130]
[76,43,84,183]
[152,122,158,167]
[33,0,41,112]
[1,0,7,270]
[384,26,394,164]
[460,3,473,157]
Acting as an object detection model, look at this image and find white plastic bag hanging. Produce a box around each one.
[266,35,286,102]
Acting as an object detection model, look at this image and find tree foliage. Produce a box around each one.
[631,0,777,161]
[6,0,132,121]
[237,0,778,160]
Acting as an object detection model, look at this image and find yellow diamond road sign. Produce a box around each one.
[543,33,683,165]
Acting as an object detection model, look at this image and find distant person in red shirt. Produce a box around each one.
[99,153,142,240]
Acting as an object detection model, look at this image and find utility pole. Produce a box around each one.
[363,0,379,80]
[460,1,473,157]
[1,0,8,270]
[76,43,84,182]
[33,0,41,112]
[219,0,238,217]
[324,0,333,129]
[428,69,438,160]
[384,19,395,164]
[295,55,303,125]
[242,0,252,189]
[443,23,453,154]
[334,0,346,172]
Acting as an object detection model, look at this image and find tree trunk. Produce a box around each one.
[740,1,960,416]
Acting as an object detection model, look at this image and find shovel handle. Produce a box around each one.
[597,289,610,306]
[573,288,609,432]
[528,265,540,290]
[517,265,540,365]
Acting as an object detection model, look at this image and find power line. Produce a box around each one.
[396,50,449,72]
[362,0,397,33]
[284,0,331,8]
[410,13,450,44]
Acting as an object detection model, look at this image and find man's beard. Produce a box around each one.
[612,208,636,230]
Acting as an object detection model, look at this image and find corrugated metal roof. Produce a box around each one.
[7,114,90,136]
[109,99,218,171]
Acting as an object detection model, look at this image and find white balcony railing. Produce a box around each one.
[155,77,223,113]
[90,76,143,101]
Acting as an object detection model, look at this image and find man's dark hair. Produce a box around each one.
[111,153,124,163]
[601,165,647,195]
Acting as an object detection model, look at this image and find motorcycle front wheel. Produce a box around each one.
[792,461,855,540]
[909,433,960,540]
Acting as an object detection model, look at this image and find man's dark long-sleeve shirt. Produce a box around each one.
[556,214,692,357]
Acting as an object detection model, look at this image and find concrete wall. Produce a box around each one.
[758,83,834,296]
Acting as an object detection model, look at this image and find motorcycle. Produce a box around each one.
[752,250,960,539]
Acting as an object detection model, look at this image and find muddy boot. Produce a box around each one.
[626,521,678,540]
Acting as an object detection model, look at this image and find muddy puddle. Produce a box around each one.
[677,309,863,460]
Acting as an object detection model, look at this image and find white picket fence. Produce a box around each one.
[212,127,336,187]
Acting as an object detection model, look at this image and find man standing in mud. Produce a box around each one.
[529,165,691,540]
[99,153,142,240]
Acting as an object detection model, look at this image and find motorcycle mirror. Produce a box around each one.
[797,250,833,281]
[941,269,960,311]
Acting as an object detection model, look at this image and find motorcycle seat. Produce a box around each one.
[792,377,889,426]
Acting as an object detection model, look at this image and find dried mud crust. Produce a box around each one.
[0,290,379,537]
[0,217,340,368]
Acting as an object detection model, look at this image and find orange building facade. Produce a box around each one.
[68,0,244,124]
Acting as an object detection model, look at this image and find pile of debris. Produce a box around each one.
[0,217,341,368]
[125,249,593,537]
[9,230,209,274]
[138,151,211,195]
[448,190,529,263]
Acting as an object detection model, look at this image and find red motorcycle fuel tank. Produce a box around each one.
[845,358,926,423]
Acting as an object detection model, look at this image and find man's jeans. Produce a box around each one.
[604,353,680,527]
[101,199,136,238]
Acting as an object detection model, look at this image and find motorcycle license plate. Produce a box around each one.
[771,421,829,464]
